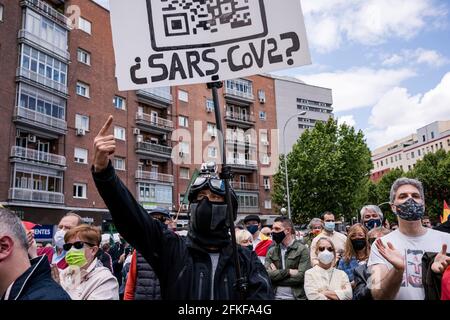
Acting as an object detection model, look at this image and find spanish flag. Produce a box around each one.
[442,201,450,224]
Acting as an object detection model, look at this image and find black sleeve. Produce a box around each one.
[92,161,165,277]
[245,251,275,300]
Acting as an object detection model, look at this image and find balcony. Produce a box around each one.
[135,170,174,184]
[227,158,258,172]
[11,146,66,168]
[137,183,173,210]
[14,106,67,136]
[136,141,172,162]
[135,112,174,135]
[136,87,172,108]
[237,206,260,213]
[17,67,68,96]
[224,79,254,104]
[224,111,255,129]
[231,182,259,191]
[21,0,70,29]
[18,29,69,61]
[9,188,64,205]
[226,137,257,149]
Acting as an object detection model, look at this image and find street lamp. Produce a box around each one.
[283,111,307,220]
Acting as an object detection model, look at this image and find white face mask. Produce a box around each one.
[318,250,335,265]
[54,229,66,249]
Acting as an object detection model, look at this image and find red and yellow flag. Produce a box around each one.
[442,201,450,224]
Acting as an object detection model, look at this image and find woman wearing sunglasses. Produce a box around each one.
[304,237,352,300]
[56,224,119,300]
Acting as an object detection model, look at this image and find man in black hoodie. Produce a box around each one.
[91,116,273,300]
[0,208,70,300]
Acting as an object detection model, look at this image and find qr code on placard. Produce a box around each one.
[146,0,268,51]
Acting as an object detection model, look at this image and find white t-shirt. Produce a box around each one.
[368,228,450,300]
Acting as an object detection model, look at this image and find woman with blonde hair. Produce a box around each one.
[55,224,119,300]
[235,229,253,251]
[337,223,370,285]
[304,237,352,300]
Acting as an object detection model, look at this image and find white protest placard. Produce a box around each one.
[110,0,311,90]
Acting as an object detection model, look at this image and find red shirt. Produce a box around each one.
[442,266,450,300]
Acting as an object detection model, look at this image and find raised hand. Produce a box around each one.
[431,244,450,274]
[93,115,115,172]
[375,239,405,271]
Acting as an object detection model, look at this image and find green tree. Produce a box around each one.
[273,118,373,224]
[408,149,450,221]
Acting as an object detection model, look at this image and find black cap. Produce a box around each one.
[149,207,171,219]
[244,215,260,224]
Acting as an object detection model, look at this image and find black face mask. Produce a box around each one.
[351,239,367,251]
[188,197,230,248]
[272,231,286,244]
[246,245,253,251]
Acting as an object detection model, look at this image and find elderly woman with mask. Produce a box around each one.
[55,224,119,300]
[304,237,352,300]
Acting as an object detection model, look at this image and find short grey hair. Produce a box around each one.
[360,205,383,220]
[308,218,323,230]
[0,209,28,251]
[390,178,424,203]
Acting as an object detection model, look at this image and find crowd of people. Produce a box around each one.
[1,116,449,301]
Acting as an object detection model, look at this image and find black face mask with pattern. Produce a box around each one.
[394,198,425,221]
[188,197,230,248]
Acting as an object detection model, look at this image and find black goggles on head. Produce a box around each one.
[191,177,226,196]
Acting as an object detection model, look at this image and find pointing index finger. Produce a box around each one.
[98,115,113,136]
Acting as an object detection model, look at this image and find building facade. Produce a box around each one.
[0,0,282,227]
[272,75,334,155]
[371,121,450,181]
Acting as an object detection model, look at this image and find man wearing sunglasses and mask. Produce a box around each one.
[91,116,273,300]
[368,178,450,300]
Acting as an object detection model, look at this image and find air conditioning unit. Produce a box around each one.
[27,134,36,143]
[133,128,140,135]
[182,204,189,211]
[137,135,143,142]
[76,128,85,136]
[210,132,217,138]
[179,151,184,158]
[259,97,266,104]
[264,184,270,190]
[206,106,213,113]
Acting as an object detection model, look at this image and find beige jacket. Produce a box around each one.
[60,258,119,300]
[304,265,352,300]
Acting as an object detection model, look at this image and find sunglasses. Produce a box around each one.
[318,246,334,252]
[63,241,95,251]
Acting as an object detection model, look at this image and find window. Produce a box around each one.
[381,160,383,166]
[75,114,89,131]
[25,10,68,52]
[206,99,214,112]
[73,183,87,199]
[74,148,88,164]
[76,82,90,98]
[207,123,217,136]
[179,116,188,127]
[78,17,92,35]
[114,126,126,141]
[113,96,126,110]
[0,4,4,22]
[208,147,217,158]
[398,154,402,160]
[448,139,450,146]
[261,154,269,165]
[263,177,270,189]
[180,142,190,154]
[422,135,426,142]
[431,132,435,139]
[21,45,67,86]
[180,167,190,179]
[264,200,272,209]
[259,111,266,120]
[19,84,66,119]
[178,90,188,102]
[77,48,91,65]
[258,90,266,103]
[411,151,415,159]
[260,131,268,144]
[113,157,126,171]
[418,149,421,156]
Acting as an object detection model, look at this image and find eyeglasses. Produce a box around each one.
[318,246,334,252]
[63,241,95,251]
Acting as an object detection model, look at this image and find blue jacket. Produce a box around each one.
[4,255,71,300]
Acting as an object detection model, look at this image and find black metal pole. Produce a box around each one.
[207,81,247,299]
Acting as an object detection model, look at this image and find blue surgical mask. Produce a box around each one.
[365,219,382,230]
[246,225,259,235]
[324,222,335,232]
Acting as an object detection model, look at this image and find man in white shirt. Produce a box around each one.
[310,212,347,266]
[368,178,450,300]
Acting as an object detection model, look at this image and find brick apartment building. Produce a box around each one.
[0,0,283,229]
